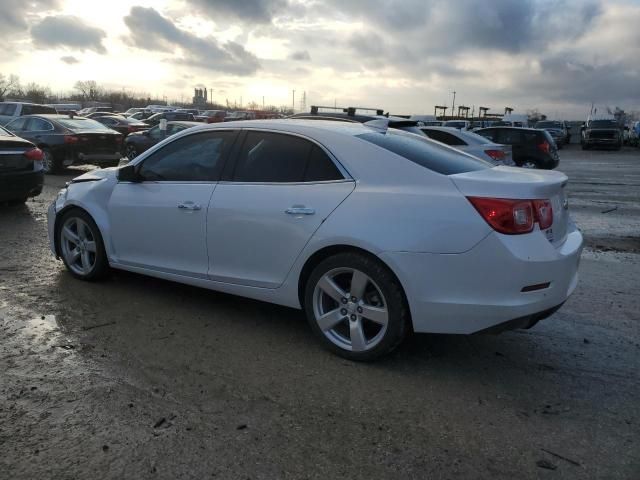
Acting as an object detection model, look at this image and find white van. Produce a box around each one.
[0,102,57,126]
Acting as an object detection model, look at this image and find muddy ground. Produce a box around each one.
[1,144,639,479]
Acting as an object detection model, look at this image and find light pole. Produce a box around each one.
[292,89,296,113]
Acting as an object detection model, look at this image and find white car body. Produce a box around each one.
[420,126,515,165]
[47,120,582,338]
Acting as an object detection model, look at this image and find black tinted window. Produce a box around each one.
[233,131,310,182]
[304,145,342,181]
[422,129,466,146]
[139,131,236,182]
[497,129,524,144]
[357,130,491,175]
[22,105,56,115]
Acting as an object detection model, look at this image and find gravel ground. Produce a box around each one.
[1,144,638,479]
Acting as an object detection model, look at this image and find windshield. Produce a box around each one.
[590,120,618,128]
[57,118,113,131]
[444,121,466,128]
[357,129,492,175]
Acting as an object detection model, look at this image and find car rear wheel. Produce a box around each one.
[57,209,109,281]
[125,144,138,160]
[304,252,409,361]
[520,159,540,169]
[42,148,61,174]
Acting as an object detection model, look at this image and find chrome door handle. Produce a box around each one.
[285,206,315,215]
[177,202,201,211]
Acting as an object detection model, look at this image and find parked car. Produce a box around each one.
[47,119,583,361]
[475,127,559,169]
[0,125,44,204]
[4,115,123,173]
[175,108,200,116]
[84,111,121,119]
[195,110,227,123]
[290,106,427,136]
[144,111,195,127]
[94,115,149,136]
[78,106,113,116]
[420,126,514,165]
[0,102,57,126]
[123,108,151,117]
[128,111,154,121]
[581,119,622,150]
[123,121,200,160]
[224,111,256,121]
[443,120,471,130]
[535,120,570,147]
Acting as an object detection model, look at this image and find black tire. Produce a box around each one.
[42,147,62,174]
[303,252,409,361]
[56,209,110,281]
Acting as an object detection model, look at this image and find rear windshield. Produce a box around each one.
[536,121,563,129]
[444,121,467,128]
[57,118,113,131]
[357,129,492,175]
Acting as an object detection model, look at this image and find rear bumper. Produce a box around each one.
[584,137,619,146]
[0,170,44,201]
[380,223,583,334]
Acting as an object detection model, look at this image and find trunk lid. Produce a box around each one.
[0,138,34,172]
[73,131,122,153]
[450,166,569,246]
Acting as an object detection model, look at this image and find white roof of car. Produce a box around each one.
[199,118,373,137]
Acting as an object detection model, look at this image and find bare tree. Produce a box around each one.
[24,82,51,104]
[73,80,102,101]
[0,73,20,101]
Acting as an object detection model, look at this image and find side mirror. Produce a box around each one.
[118,164,140,182]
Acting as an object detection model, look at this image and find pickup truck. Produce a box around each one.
[581,119,622,150]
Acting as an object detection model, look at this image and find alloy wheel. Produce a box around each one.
[521,160,538,169]
[60,217,98,276]
[126,145,138,160]
[312,268,389,352]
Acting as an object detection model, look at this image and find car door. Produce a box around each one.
[207,130,355,288]
[108,129,238,277]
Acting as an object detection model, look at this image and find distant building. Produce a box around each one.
[193,88,208,107]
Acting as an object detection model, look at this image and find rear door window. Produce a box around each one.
[26,118,54,132]
[304,145,343,181]
[357,130,492,175]
[232,131,311,183]
[5,117,28,132]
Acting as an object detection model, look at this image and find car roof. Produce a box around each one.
[476,126,540,132]
[187,118,372,137]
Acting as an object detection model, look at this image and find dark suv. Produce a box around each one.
[290,106,427,136]
[581,119,622,150]
[474,127,559,169]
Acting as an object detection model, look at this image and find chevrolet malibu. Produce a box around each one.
[47,120,583,361]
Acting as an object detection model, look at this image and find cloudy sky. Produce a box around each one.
[1,0,639,118]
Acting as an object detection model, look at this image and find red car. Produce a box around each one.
[194,110,226,123]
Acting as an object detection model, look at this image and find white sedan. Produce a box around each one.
[47,120,583,361]
[420,126,515,165]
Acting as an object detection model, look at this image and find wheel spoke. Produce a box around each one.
[349,320,367,352]
[84,241,97,253]
[62,226,80,245]
[318,275,347,303]
[350,270,368,299]
[316,308,345,332]
[69,247,80,263]
[81,251,92,272]
[76,220,88,241]
[360,305,388,326]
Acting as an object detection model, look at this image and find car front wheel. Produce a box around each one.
[57,209,110,281]
[304,252,409,361]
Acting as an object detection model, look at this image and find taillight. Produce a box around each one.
[23,147,43,161]
[64,135,79,144]
[484,149,506,161]
[538,141,550,154]
[128,126,136,133]
[467,197,554,235]
[533,199,553,229]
